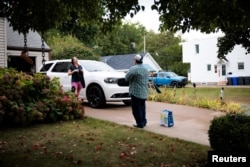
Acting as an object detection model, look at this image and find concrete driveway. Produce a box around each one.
[84,101,225,146]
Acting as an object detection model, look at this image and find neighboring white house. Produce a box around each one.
[0,17,51,73]
[182,36,250,85]
[101,52,162,72]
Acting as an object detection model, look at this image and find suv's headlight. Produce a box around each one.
[104,78,118,84]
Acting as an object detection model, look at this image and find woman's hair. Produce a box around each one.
[71,57,77,65]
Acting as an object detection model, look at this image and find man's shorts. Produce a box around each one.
[72,82,83,91]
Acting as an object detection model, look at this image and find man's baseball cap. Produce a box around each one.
[134,54,143,61]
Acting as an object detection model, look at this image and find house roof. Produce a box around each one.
[142,64,155,72]
[101,53,139,70]
[101,53,156,71]
[7,23,50,52]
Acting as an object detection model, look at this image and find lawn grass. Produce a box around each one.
[186,87,250,106]
[0,118,210,167]
[163,86,250,106]
[1,86,249,166]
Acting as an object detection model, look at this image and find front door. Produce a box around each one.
[220,64,227,81]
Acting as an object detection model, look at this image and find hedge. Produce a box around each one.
[0,68,84,127]
[208,114,250,152]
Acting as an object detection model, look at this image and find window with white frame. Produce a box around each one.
[195,44,199,54]
[238,62,244,70]
[207,64,211,71]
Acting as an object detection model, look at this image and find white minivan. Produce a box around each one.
[39,59,131,108]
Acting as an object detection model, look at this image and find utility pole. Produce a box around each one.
[143,35,146,53]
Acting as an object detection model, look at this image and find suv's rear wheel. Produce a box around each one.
[87,85,106,108]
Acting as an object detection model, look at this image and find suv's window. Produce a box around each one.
[40,63,53,72]
[81,61,114,72]
[52,62,70,73]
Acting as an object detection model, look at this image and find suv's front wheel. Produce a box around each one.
[87,85,106,108]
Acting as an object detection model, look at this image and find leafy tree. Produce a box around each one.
[0,0,145,60]
[57,11,100,47]
[142,31,189,75]
[152,0,250,58]
[1,0,249,58]
[45,30,99,60]
[0,0,144,34]
[97,22,146,55]
[60,24,100,47]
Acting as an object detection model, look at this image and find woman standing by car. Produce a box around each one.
[68,57,85,99]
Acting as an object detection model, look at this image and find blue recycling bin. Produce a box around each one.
[232,77,238,85]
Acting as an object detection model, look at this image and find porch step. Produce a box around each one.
[217,81,227,86]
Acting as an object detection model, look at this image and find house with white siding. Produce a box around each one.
[182,36,250,85]
[0,17,51,73]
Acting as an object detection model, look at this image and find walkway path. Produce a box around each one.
[85,101,225,146]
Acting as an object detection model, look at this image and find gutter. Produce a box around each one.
[7,46,51,52]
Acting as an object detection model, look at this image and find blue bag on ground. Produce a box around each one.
[160,110,174,127]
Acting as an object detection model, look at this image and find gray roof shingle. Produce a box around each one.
[101,54,136,70]
[7,23,50,51]
[101,53,155,71]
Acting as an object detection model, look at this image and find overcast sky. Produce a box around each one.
[124,0,223,41]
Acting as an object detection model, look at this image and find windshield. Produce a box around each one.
[80,61,115,72]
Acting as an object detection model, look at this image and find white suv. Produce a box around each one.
[39,59,131,108]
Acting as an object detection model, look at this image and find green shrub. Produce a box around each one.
[0,68,84,127]
[47,34,99,60]
[208,114,250,152]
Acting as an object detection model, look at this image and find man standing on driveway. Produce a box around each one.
[125,54,149,128]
